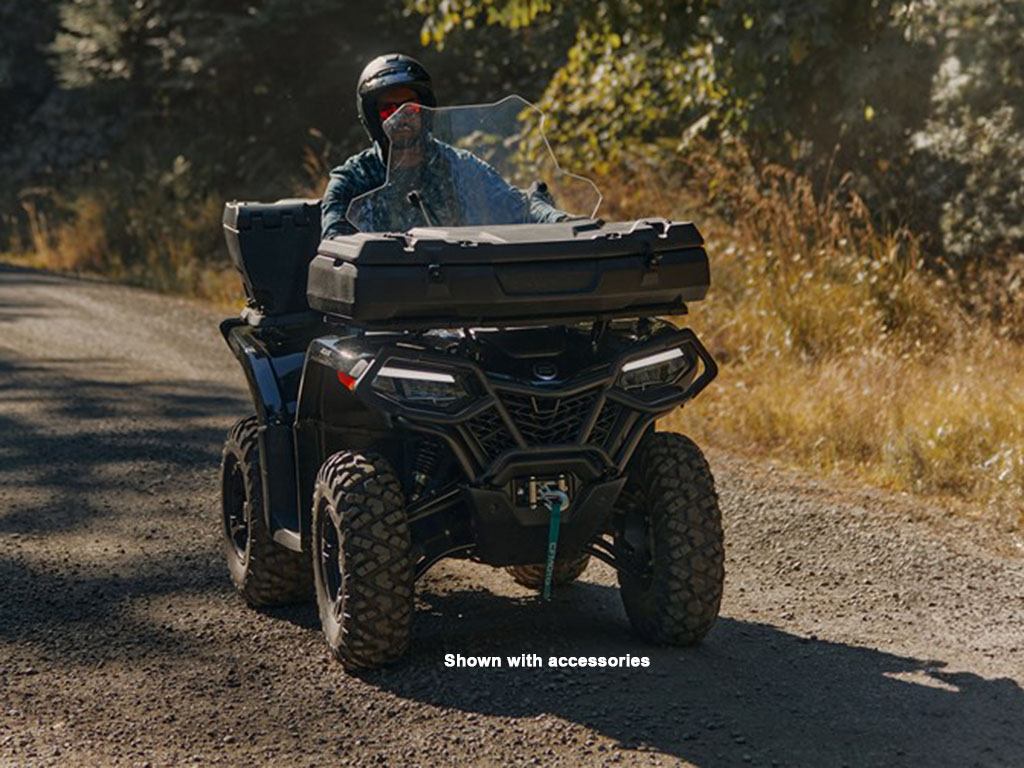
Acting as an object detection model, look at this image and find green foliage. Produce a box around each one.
[53,0,178,89]
[0,0,62,199]
[411,1,930,165]
[412,0,556,45]
[0,0,59,127]
[410,0,1023,265]
[535,23,725,174]
[908,0,1024,264]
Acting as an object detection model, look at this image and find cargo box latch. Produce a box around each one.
[428,263,443,282]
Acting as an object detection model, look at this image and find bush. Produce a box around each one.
[908,1,1024,266]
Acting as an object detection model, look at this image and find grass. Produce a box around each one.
[4,139,1021,530]
[5,187,241,307]
[595,141,1022,530]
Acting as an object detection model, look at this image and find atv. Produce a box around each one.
[218,96,724,670]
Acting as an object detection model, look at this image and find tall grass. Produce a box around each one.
[597,141,1022,528]
[4,174,240,306]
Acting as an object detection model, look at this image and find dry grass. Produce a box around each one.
[596,141,1022,527]
[5,190,240,307]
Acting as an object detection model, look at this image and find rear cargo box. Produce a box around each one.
[223,200,321,316]
[307,219,710,327]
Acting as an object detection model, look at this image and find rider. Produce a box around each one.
[321,53,567,238]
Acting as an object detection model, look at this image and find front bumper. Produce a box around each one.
[466,475,627,566]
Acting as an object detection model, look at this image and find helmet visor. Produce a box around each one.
[378,100,422,123]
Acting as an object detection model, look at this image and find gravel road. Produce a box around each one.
[1,264,1022,767]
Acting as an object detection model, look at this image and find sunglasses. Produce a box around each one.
[378,101,422,122]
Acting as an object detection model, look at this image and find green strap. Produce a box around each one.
[542,500,562,601]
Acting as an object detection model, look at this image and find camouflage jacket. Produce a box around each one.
[321,141,566,238]
[321,145,388,239]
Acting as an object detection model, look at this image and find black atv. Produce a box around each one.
[218,96,724,670]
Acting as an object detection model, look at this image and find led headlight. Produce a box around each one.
[618,347,692,391]
[371,365,472,408]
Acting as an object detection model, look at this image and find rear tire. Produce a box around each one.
[312,451,414,670]
[614,431,724,645]
[506,555,590,590]
[220,416,311,607]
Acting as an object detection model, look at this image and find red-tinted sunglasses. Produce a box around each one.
[378,101,422,122]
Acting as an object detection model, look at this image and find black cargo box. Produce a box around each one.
[223,200,321,315]
[307,219,710,328]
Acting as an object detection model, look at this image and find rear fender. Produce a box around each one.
[222,320,305,550]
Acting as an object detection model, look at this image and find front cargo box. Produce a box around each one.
[307,219,710,327]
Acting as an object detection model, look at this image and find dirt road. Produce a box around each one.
[1,265,1022,767]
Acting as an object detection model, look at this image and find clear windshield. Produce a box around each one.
[346,95,602,232]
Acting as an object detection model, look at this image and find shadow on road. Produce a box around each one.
[0,356,244,536]
[365,579,1024,767]
[0,352,244,662]
[0,552,227,663]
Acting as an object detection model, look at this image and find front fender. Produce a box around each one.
[293,335,393,543]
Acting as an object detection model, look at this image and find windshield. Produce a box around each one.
[346,95,601,232]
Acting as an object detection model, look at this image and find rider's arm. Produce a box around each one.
[321,147,387,239]
[527,195,569,223]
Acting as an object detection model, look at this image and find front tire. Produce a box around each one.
[220,416,311,606]
[614,431,724,645]
[312,451,414,670]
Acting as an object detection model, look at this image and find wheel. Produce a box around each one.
[312,451,414,670]
[220,416,311,606]
[614,431,724,645]
[506,555,590,590]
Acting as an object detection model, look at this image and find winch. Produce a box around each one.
[513,474,573,511]
[538,485,569,601]
[510,475,573,599]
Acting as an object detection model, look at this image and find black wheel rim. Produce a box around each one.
[222,454,249,560]
[317,499,343,619]
[620,489,655,589]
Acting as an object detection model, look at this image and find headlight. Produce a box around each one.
[618,348,692,391]
[371,365,473,409]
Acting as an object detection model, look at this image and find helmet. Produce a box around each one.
[356,54,437,150]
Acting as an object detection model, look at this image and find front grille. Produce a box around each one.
[589,400,623,449]
[499,389,599,446]
[465,406,517,462]
[464,387,621,466]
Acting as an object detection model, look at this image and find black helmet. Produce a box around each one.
[357,53,437,150]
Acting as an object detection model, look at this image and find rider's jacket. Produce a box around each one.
[321,145,388,239]
[321,141,566,238]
